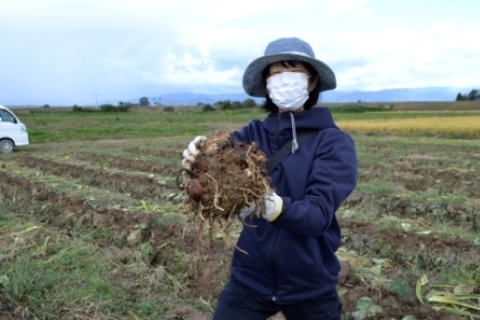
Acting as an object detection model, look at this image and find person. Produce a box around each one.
[182,37,358,320]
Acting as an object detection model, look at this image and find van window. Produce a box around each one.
[0,110,16,123]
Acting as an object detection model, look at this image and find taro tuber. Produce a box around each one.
[186,179,204,200]
[177,130,274,252]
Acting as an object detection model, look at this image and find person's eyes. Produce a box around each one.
[270,69,306,75]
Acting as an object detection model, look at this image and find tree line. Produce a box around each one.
[68,96,259,113]
[456,89,479,101]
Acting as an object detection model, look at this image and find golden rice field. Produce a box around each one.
[336,116,480,138]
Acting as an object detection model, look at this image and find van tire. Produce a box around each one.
[0,139,14,153]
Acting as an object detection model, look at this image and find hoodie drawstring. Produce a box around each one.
[289,112,298,153]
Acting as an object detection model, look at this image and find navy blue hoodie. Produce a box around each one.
[231,107,358,304]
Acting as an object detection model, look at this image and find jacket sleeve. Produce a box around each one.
[233,123,255,144]
[271,130,358,237]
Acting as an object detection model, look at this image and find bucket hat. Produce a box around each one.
[242,37,336,97]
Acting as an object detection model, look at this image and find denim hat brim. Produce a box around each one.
[242,53,337,98]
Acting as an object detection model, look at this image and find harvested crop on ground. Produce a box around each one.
[177,130,271,252]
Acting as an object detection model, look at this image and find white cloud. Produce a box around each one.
[322,22,480,90]
[327,0,369,16]
[1,0,479,104]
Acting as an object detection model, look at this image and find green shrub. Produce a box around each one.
[202,104,215,112]
[98,104,129,113]
[242,98,257,109]
[71,105,95,113]
[139,97,150,106]
[117,106,130,112]
[329,104,394,113]
[99,104,117,112]
[72,105,83,112]
[119,102,135,108]
[217,100,232,111]
[164,106,175,112]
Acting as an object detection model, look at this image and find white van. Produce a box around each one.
[0,105,29,153]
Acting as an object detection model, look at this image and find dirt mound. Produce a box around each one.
[340,218,479,270]
[72,152,178,175]
[15,156,177,199]
[0,292,32,320]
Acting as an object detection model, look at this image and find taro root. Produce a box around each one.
[177,129,273,253]
[250,153,268,166]
[193,156,208,171]
[186,179,204,200]
[203,130,230,153]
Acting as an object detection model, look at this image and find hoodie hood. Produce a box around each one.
[263,107,337,133]
[262,107,338,151]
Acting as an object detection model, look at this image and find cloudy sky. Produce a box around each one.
[1,0,479,105]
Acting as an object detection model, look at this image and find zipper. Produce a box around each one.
[271,113,282,302]
[275,113,281,148]
[271,230,280,301]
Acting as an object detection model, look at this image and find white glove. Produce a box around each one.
[238,192,283,222]
[181,136,207,170]
[238,204,256,221]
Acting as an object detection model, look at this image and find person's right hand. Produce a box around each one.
[181,136,207,170]
[237,192,283,222]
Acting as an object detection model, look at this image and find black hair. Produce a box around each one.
[260,60,321,113]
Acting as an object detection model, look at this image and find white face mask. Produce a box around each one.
[266,72,310,112]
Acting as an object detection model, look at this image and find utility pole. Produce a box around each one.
[95,93,97,106]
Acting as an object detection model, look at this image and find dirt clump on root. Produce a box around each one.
[177,130,272,251]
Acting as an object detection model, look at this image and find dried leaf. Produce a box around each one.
[416,275,428,304]
[454,284,474,295]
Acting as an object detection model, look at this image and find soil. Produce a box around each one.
[71,151,179,175]
[342,192,480,233]
[0,169,228,300]
[124,147,182,158]
[15,156,178,200]
[1,142,479,319]
[0,288,39,320]
[340,218,479,269]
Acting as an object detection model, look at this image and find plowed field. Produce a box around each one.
[1,133,479,320]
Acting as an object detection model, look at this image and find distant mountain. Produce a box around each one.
[147,92,263,106]
[4,86,475,107]
[321,87,464,103]
[151,87,465,105]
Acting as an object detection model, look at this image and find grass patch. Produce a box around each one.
[16,107,480,144]
[1,238,171,319]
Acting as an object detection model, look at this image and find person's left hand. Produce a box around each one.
[181,136,207,170]
[238,192,283,222]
